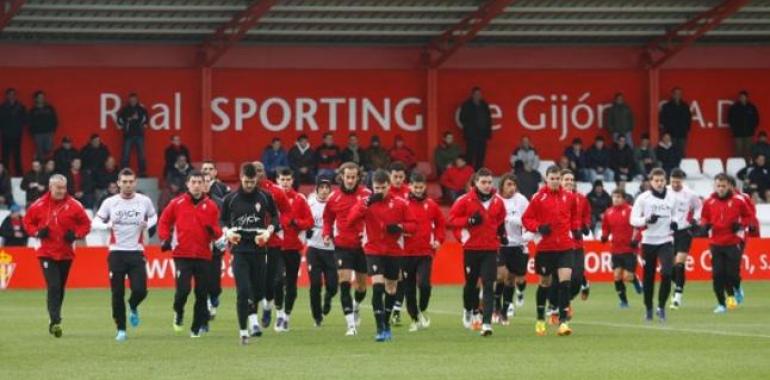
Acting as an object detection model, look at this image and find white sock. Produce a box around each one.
[240,329,249,337]
[248,313,258,328]
[345,313,356,328]
[277,309,285,319]
[284,313,290,322]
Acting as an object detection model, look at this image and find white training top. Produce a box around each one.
[501,192,530,248]
[94,193,157,252]
[307,192,333,251]
[668,185,703,230]
[630,189,676,245]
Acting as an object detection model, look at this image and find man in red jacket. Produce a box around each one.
[158,170,222,338]
[386,160,409,325]
[522,165,579,337]
[700,173,752,313]
[448,168,505,337]
[727,175,757,304]
[323,161,372,336]
[403,171,445,332]
[23,174,91,338]
[601,189,643,308]
[274,167,313,332]
[440,156,475,202]
[348,169,416,342]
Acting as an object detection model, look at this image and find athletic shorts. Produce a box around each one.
[335,247,367,273]
[674,229,693,254]
[498,246,529,276]
[534,251,574,277]
[366,255,401,280]
[611,253,637,272]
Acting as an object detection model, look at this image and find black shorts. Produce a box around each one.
[335,247,367,273]
[674,229,693,254]
[498,246,529,276]
[534,251,574,277]
[611,253,638,272]
[366,255,401,280]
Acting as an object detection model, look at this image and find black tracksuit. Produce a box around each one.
[0,101,26,175]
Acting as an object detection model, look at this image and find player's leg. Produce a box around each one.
[534,254,553,336]
[337,260,356,334]
[479,252,497,336]
[382,257,401,340]
[656,243,674,321]
[261,247,280,328]
[462,251,482,330]
[249,252,267,337]
[172,258,193,331]
[39,259,63,336]
[353,250,368,322]
[671,230,690,308]
[190,260,211,336]
[126,253,148,329]
[734,241,745,303]
[572,248,588,301]
[392,269,406,327]
[307,248,324,325]
[641,245,657,321]
[402,258,420,330]
[724,246,742,310]
[321,252,338,316]
[710,247,727,312]
[556,252,574,334]
[513,249,528,308]
[271,248,287,328]
[493,262,508,323]
[367,256,387,340]
[280,250,301,331]
[611,256,628,308]
[232,253,255,342]
[417,256,433,327]
[207,251,223,319]
[108,253,129,339]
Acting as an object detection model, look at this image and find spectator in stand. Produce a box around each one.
[634,133,658,179]
[728,90,760,159]
[163,135,190,178]
[157,181,182,216]
[165,155,192,191]
[288,134,316,185]
[0,88,26,175]
[440,156,475,202]
[615,180,636,204]
[80,133,110,175]
[389,135,416,171]
[656,132,681,176]
[315,132,341,179]
[587,179,611,232]
[52,136,79,175]
[364,135,389,172]
[585,136,614,182]
[28,90,58,160]
[636,178,651,199]
[93,156,119,199]
[557,156,571,171]
[434,131,462,177]
[340,133,364,167]
[66,158,93,208]
[0,163,14,209]
[610,135,635,181]
[0,205,28,246]
[606,92,635,147]
[21,159,48,205]
[44,159,56,177]
[201,160,231,200]
[746,154,770,199]
[94,182,118,211]
[659,87,692,157]
[261,137,289,180]
[564,138,588,181]
[751,131,770,161]
[510,136,540,173]
[513,160,542,200]
[117,93,149,177]
[459,86,492,170]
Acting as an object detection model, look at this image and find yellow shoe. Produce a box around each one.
[535,321,547,336]
[557,323,572,336]
[726,296,738,310]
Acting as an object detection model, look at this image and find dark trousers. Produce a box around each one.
[275,250,301,314]
[711,245,742,306]
[121,135,147,175]
[402,256,433,320]
[307,247,338,322]
[38,258,72,325]
[264,247,281,303]
[173,258,210,333]
[466,138,488,170]
[208,252,223,303]
[232,252,266,330]
[642,243,674,310]
[462,251,497,324]
[108,252,148,330]
[1,135,22,175]
[33,133,54,161]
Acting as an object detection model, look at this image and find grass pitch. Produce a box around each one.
[1,282,769,380]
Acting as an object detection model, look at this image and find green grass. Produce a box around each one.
[1,282,769,380]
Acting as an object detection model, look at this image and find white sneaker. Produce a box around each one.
[507,303,516,317]
[409,322,420,332]
[463,310,472,329]
[515,292,525,308]
[480,324,493,337]
[671,292,683,309]
[418,313,431,328]
[353,306,361,327]
[345,326,357,336]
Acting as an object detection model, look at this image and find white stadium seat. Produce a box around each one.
[537,160,555,177]
[688,179,713,199]
[679,158,704,179]
[756,204,770,238]
[701,158,724,178]
[725,157,747,178]
[576,181,592,195]
[602,181,616,194]
[11,177,25,208]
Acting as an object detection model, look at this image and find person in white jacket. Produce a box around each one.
[631,168,676,323]
[305,178,338,327]
[668,168,703,309]
[494,172,532,325]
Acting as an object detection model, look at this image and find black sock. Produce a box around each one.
[536,286,548,320]
[372,284,385,332]
[502,285,514,313]
[419,286,432,312]
[614,280,628,304]
[340,282,353,315]
[394,281,404,310]
[494,281,504,313]
[673,263,685,293]
[354,289,367,304]
[558,281,571,323]
[516,281,527,294]
[384,291,396,329]
[547,281,559,310]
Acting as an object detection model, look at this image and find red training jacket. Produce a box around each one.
[280,189,314,251]
[700,192,751,246]
[323,185,372,249]
[23,192,91,260]
[522,186,580,253]
[448,189,506,251]
[388,183,410,199]
[571,191,592,248]
[440,165,475,192]
[601,203,637,254]
[260,179,290,248]
[404,195,446,256]
[735,192,760,238]
[158,193,221,260]
[348,193,417,256]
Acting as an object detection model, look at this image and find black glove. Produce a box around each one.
[205,225,216,237]
[499,235,509,246]
[749,225,759,235]
[366,192,385,206]
[538,224,551,236]
[305,229,315,240]
[161,240,173,252]
[63,230,77,243]
[147,225,157,238]
[670,222,679,232]
[698,224,712,237]
[732,222,743,233]
[572,230,583,241]
[386,224,403,234]
[600,235,608,244]
[497,224,508,246]
[37,227,50,239]
[289,220,298,229]
[630,240,639,249]
[582,226,590,236]
[467,211,483,227]
[646,214,659,225]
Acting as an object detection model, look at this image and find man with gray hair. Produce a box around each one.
[23,174,91,338]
